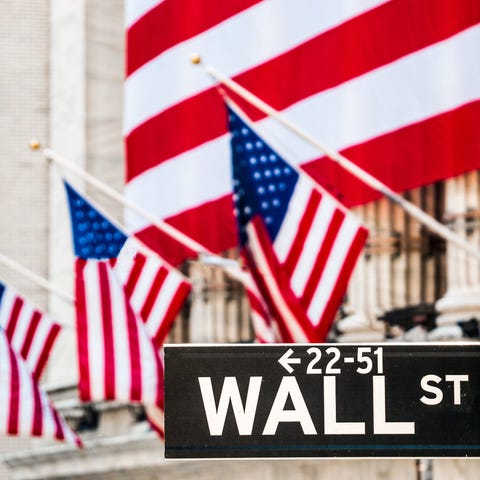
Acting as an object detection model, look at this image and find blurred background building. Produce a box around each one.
[0,1,479,479]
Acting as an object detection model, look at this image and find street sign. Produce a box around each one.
[164,343,480,459]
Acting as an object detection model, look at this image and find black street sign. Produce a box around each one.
[164,343,480,459]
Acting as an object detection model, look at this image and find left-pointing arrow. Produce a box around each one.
[278,348,301,374]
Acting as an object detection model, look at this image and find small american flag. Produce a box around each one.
[0,328,81,445]
[0,282,60,380]
[228,105,368,342]
[64,182,185,412]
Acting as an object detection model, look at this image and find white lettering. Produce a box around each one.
[445,374,469,405]
[198,376,262,436]
[373,376,415,434]
[420,374,443,405]
[323,376,365,434]
[263,376,316,435]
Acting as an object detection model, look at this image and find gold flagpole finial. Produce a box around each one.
[29,138,42,150]
[190,53,202,65]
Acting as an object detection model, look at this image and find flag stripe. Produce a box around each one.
[33,323,61,382]
[8,345,20,435]
[6,298,22,341]
[282,190,321,276]
[125,0,480,180]
[124,253,146,297]
[76,260,94,401]
[98,263,116,399]
[110,266,133,400]
[127,0,262,76]
[19,311,41,361]
[140,267,168,321]
[126,294,143,402]
[31,374,43,436]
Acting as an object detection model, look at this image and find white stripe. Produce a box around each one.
[247,223,309,342]
[84,263,106,401]
[290,195,338,297]
[0,334,10,433]
[0,289,16,331]
[273,176,311,263]
[307,216,359,324]
[124,0,388,134]
[114,240,138,285]
[17,358,33,436]
[125,0,165,28]
[137,322,160,404]
[126,25,480,233]
[108,267,132,401]
[145,271,183,337]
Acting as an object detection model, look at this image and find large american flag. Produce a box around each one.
[64,182,187,412]
[0,282,60,381]
[124,0,480,266]
[228,105,368,341]
[0,328,81,446]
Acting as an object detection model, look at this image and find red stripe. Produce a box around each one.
[152,280,191,348]
[19,310,41,364]
[33,323,61,382]
[124,252,146,297]
[282,189,321,276]
[140,266,168,321]
[127,0,262,76]
[318,227,369,340]
[5,297,23,341]
[75,259,91,401]
[8,345,20,435]
[125,297,142,402]
[51,405,66,442]
[98,263,116,400]
[30,375,43,437]
[126,0,480,181]
[135,194,237,266]
[134,100,480,261]
[300,209,345,310]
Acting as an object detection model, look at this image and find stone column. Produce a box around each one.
[434,173,480,340]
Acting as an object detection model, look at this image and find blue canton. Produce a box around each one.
[227,106,298,245]
[64,182,128,259]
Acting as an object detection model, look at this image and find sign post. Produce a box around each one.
[164,343,480,459]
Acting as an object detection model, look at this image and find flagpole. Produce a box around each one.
[0,251,74,304]
[201,62,480,262]
[42,148,239,269]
